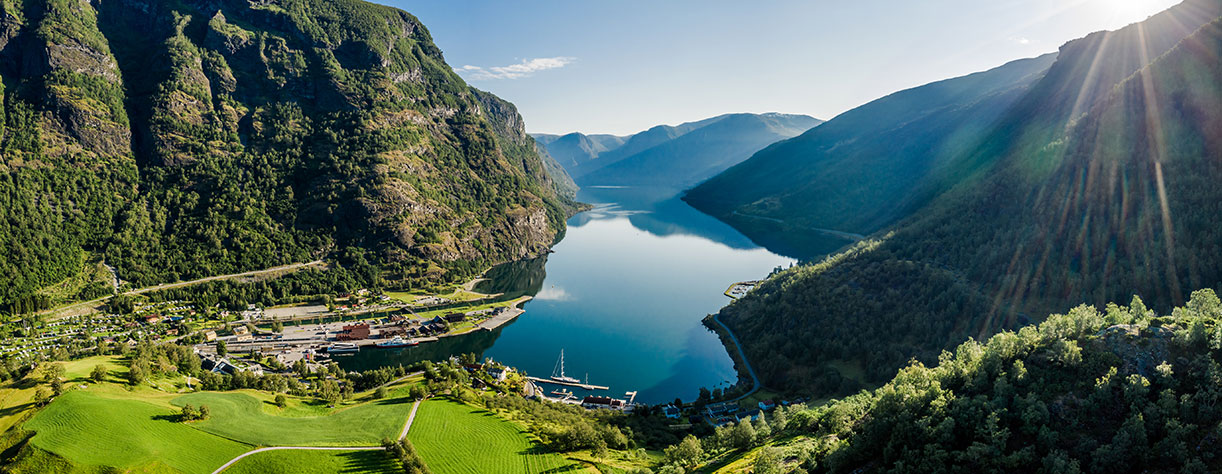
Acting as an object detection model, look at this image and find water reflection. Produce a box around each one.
[339,186,798,404]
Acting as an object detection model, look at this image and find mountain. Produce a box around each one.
[696,291,1222,473]
[584,113,822,190]
[531,132,627,180]
[683,55,1057,257]
[705,0,1222,397]
[0,0,574,314]
[534,113,821,188]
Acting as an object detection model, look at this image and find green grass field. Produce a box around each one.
[172,392,412,446]
[408,399,582,474]
[23,390,249,473]
[223,449,400,474]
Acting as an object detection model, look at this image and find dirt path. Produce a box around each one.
[210,398,423,474]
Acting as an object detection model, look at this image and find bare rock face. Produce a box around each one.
[30,0,131,159]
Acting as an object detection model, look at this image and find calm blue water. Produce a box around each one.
[339,187,797,404]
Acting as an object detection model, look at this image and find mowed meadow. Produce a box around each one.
[408,399,583,474]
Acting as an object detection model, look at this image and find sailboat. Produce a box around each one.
[550,349,581,384]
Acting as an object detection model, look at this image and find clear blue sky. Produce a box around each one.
[383,0,1179,135]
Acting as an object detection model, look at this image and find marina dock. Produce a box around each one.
[524,376,609,391]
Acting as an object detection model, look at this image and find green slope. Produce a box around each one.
[170,391,411,447]
[407,399,579,474]
[709,1,1222,397]
[21,391,248,473]
[702,290,1222,473]
[0,0,574,313]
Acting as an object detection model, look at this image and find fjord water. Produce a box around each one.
[341,187,796,403]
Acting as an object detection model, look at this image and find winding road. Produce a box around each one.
[209,398,423,474]
[711,313,762,403]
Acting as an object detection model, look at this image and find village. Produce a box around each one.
[4,279,794,423]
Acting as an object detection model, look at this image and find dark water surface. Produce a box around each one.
[338,187,797,404]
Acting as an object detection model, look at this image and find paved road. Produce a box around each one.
[41,260,326,320]
[127,260,326,295]
[399,398,423,440]
[731,211,865,241]
[711,313,762,403]
[209,446,384,474]
[210,398,423,474]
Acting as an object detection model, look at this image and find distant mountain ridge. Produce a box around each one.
[533,112,821,191]
[683,54,1058,254]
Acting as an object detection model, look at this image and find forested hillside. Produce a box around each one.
[709,0,1222,397]
[677,291,1222,473]
[0,0,574,314]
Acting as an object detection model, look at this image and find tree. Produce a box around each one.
[42,363,65,383]
[730,421,756,451]
[90,364,108,383]
[374,386,388,399]
[409,385,428,401]
[33,387,51,407]
[754,413,772,439]
[181,404,198,421]
[50,377,63,396]
[127,364,147,385]
[216,340,227,357]
[753,447,783,474]
[199,405,210,420]
[274,394,287,408]
[663,434,704,469]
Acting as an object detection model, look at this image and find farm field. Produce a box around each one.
[407,398,583,474]
[22,390,249,473]
[171,391,412,447]
[224,449,400,474]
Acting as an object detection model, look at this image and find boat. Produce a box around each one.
[376,336,417,348]
[550,349,582,384]
[327,342,359,353]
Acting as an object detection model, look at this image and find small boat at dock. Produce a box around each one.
[376,336,417,348]
[327,342,359,353]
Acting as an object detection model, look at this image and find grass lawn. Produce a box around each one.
[0,356,129,433]
[172,391,412,446]
[23,390,249,473]
[408,398,584,474]
[224,449,400,474]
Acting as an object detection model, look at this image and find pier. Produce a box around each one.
[524,376,609,391]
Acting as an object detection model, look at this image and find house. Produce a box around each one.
[381,327,407,338]
[443,313,466,323]
[663,405,682,419]
[232,326,250,336]
[487,367,510,382]
[704,402,736,420]
[582,396,627,410]
[758,399,776,411]
[143,315,162,325]
[735,409,761,422]
[337,323,370,341]
[204,331,217,342]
